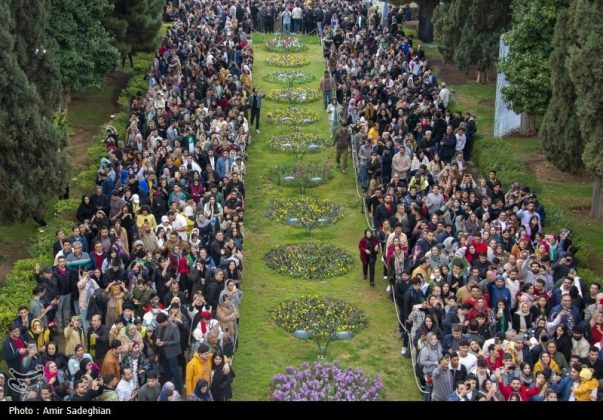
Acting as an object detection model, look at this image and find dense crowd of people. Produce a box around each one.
[1,0,602,403]
[318,0,603,402]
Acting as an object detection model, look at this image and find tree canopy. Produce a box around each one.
[498,0,569,117]
[48,0,119,93]
[105,0,163,62]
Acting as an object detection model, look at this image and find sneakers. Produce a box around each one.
[256,129,260,133]
[383,275,388,280]
[370,280,375,287]
[400,347,407,356]
[386,285,391,293]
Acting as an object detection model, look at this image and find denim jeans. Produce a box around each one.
[161,355,183,393]
[79,307,89,333]
[323,91,332,109]
[56,294,71,328]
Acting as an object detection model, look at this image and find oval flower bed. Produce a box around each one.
[264,70,314,85]
[272,361,381,401]
[272,295,367,338]
[266,197,343,230]
[267,132,329,154]
[267,87,320,104]
[265,36,307,53]
[264,243,353,279]
[265,109,319,126]
[268,161,334,192]
[266,53,309,67]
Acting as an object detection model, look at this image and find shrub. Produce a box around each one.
[264,242,353,279]
[272,361,382,401]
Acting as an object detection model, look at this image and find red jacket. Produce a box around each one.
[498,380,539,401]
[358,236,380,265]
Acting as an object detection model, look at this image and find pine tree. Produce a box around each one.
[0,3,69,224]
[566,0,603,217]
[48,0,120,94]
[498,0,569,136]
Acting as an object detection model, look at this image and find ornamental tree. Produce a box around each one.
[498,0,570,136]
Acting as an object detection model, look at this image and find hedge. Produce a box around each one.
[0,50,158,337]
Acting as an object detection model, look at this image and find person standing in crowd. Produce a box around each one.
[248,88,264,134]
[358,229,380,287]
[333,122,351,174]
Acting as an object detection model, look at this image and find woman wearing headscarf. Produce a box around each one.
[104,281,127,328]
[358,229,380,287]
[157,381,182,401]
[512,301,536,336]
[41,361,64,393]
[27,318,51,353]
[216,294,239,337]
[41,342,68,374]
[117,323,145,354]
[73,357,99,383]
[210,352,234,401]
[187,379,213,401]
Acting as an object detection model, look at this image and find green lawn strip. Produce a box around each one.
[231,34,420,401]
[449,82,600,281]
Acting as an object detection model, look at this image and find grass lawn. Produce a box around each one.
[231,33,421,401]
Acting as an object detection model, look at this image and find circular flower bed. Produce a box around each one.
[264,243,353,279]
[265,36,307,53]
[267,87,319,104]
[268,161,335,192]
[266,53,309,67]
[264,70,314,85]
[272,361,381,401]
[265,109,319,126]
[266,197,343,231]
[272,295,367,337]
[267,132,328,153]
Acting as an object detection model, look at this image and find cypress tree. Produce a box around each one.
[0,2,69,223]
[566,0,603,217]
[433,0,466,63]
[539,6,583,175]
